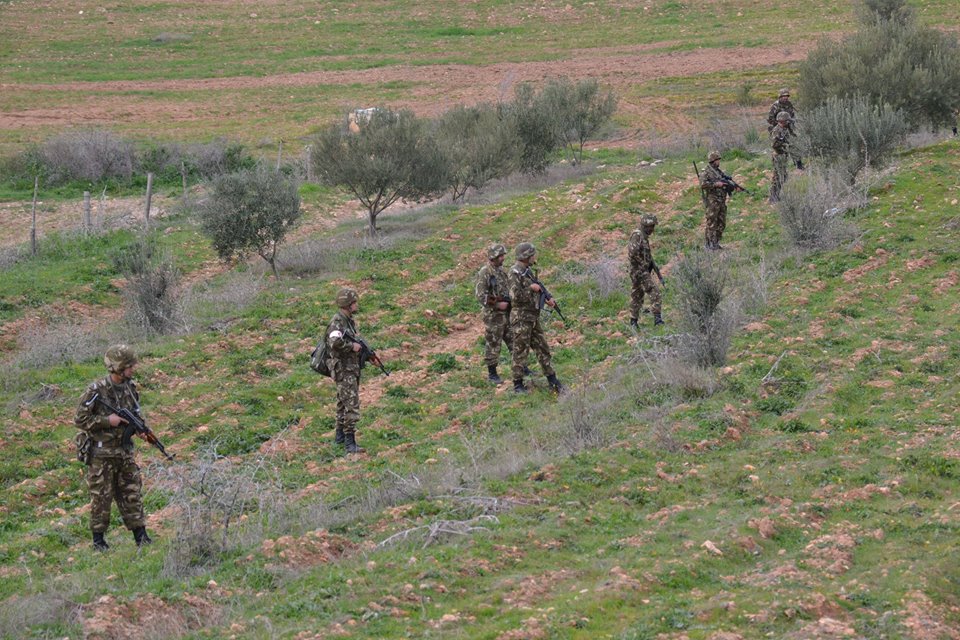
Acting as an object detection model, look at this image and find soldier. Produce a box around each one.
[475,243,514,384]
[700,151,730,250]
[508,243,563,394]
[769,110,793,204]
[75,345,152,551]
[628,213,664,327]
[767,88,796,133]
[326,287,366,454]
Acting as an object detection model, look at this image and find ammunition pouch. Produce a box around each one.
[75,431,93,466]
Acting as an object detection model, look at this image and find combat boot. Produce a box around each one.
[653,313,664,326]
[523,366,534,377]
[344,433,365,455]
[546,374,564,394]
[133,527,152,547]
[487,365,503,385]
[334,425,345,445]
[92,532,109,551]
[513,379,528,394]
[629,317,638,328]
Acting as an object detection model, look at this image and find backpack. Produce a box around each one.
[310,338,331,377]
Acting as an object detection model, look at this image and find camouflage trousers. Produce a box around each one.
[630,268,661,318]
[704,201,727,248]
[769,153,789,203]
[511,315,556,380]
[87,451,145,533]
[482,310,513,367]
[334,371,361,436]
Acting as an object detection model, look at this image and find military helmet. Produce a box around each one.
[776,110,791,123]
[335,287,358,308]
[779,88,790,98]
[515,242,536,260]
[707,151,722,162]
[640,214,658,227]
[104,344,137,373]
[487,243,507,260]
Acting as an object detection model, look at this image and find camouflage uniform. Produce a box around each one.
[700,158,728,249]
[75,376,146,536]
[769,120,792,203]
[475,261,513,367]
[508,262,557,383]
[326,309,362,439]
[767,98,796,133]
[628,225,661,320]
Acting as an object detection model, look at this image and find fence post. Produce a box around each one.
[276,139,283,171]
[98,187,106,229]
[180,161,189,207]
[304,145,313,182]
[30,176,39,256]
[144,172,154,231]
[83,191,91,232]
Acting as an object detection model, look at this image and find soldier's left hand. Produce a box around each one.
[546,298,556,308]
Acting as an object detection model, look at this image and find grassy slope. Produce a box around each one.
[1,137,958,638]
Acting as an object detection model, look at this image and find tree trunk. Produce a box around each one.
[368,210,378,237]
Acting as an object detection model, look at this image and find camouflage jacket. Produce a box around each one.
[628,229,654,274]
[767,100,796,131]
[326,310,361,376]
[508,262,543,321]
[75,376,141,452]
[700,162,728,206]
[770,124,791,156]
[475,263,511,313]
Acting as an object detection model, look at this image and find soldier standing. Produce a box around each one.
[326,287,366,454]
[75,345,152,551]
[475,243,513,384]
[628,214,664,327]
[767,88,796,133]
[700,151,730,250]
[769,111,793,204]
[508,243,563,394]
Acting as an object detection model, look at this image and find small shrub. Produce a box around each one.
[122,252,182,335]
[39,129,135,184]
[197,167,302,278]
[435,103,520,201]
[500,82,563,175]
[796,95,907,183]
[539,76,618,165]
[559,257,622,302]
[428,353,459,374]
[181,270,265,332]
[672,250,740,368]
[776,168,858,250]
[735,82,756,106]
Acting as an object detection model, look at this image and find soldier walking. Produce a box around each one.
[769,111,793,203]
[508,243,563,394]
[767,88,796,133]
[700,151,730,250]
[326,287,366,454]
[628,213,664,327]
[75,345,152,551]
[475,243,514,384]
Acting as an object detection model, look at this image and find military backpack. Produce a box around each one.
[310,339,332,377]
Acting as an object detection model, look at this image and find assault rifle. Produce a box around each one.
[651,261,665,287]
[83,393,175,461]
[522,267,568,325]
[485,275,511,310]
[344,333,390,377]
[718,169,751,196]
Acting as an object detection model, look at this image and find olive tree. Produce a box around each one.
[197,167,302,279]
[311,109,449,236]
[540,77,618,165]
[434,104,519,201]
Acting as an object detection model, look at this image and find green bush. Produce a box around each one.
[672,251,740,368]
[197,167,302,278]
[540,76,618,165]
[798,1,960,129]
[434,103,519,201]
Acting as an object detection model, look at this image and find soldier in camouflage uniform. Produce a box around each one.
[628,214,664,327]
[508,243,563,394]
[700,151,730,250]
[767,88,796,133]
[769,110,793,204]
[326,287,365,454]
[475,243,514,384]
[75,345,152,551]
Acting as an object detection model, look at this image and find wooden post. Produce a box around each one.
[276,140,283,171]
[304,145,313,182]
[180,161,188,207]
[30,176,38,256]
[97,187,107,229]
[144,172,154,230]
[83,191,91,232]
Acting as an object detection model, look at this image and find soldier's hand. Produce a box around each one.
[108,413,128,427]
[715,181,725,188]
[546,298,557,308]
[352,343,362,353]
[496,301,509,311]
[530,284,542,293]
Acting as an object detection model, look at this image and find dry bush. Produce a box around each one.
[0,585,82,634]
[39,129,135,184]
[122,254,183,336]
[551,370,631,453]
[638,131,703,160]
[776,169,859,251]
[3,320,115,382]
[558,257,623,302]
[671,250,741,368]
[458,161,596,206]
[180,270,266,332]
